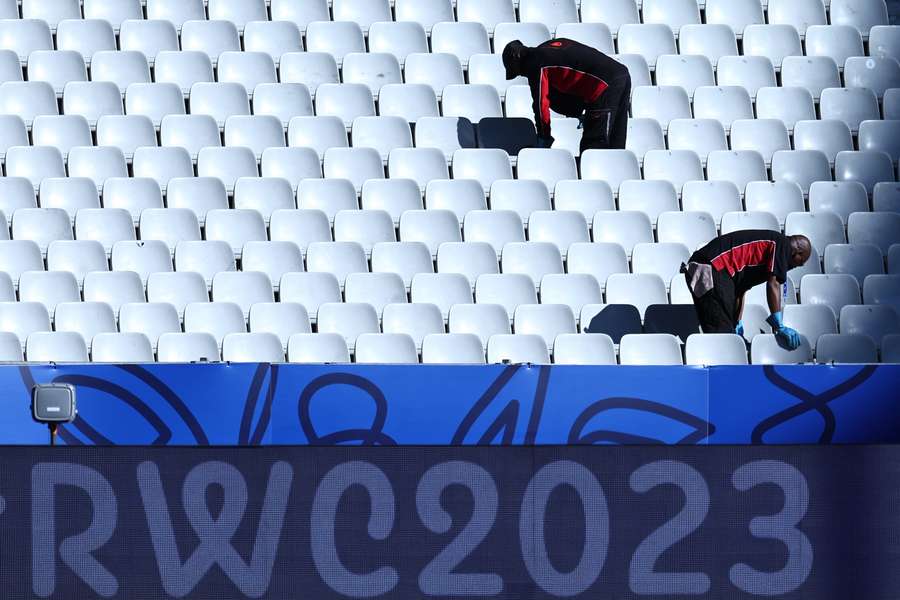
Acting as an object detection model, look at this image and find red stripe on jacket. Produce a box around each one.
[538,66,609,134]
[710,240,776,277]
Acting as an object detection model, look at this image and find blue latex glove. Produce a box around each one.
[766,311,801,350]
[735,321,744,337]
[535,135,554,148]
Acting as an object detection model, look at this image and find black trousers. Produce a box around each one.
[687,268,739,334]
[580,73,631,153]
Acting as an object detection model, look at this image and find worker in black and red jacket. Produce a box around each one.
[502,38,631,153]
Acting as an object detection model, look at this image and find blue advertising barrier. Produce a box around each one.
[0,363,897,445]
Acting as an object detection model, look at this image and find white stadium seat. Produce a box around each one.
[705,0,764,37]
[617,24,676,69]
[253,83,314,127]
[270,0,329,35]
[630,86,691,133]
[848,212,900,256]
[771,150,832,196]
[184,301,246,349]
[437,242,499,291]
[157,332,220,363]
[287,333,350,364]
[487,333,550,364]
[606,274,668,319]
[161,115,221,161]
[685,333,749,365]
[793,120,853,166]
[355,333,419,364]
[243,22,303,66]
[175,240,235,289]
[212,271,274,320]
[54,301,117,351]
[147,0,205,33]
[26,331,88,363]
[430,22,490,70]
[47,240,108,287]
[368,22,428,68]
[421,333,485,364]
[404,53,464,100]
[119,20,179,67]
[155,51,214,97]
[96,115,157,162]
[729,119,790,167]
[249,303,311,351]
[784,304,838,352]
[279,52,340,98]
[412,273,473,322]
[830,0,888,39]
[448,303,510,351]
[91,333,154,363]
[317,302,380,353]
[223,333,285,363]
[112,240,173,287]
[56,20,117,67]
[815,333,878,364]
[146,272,207,319]
[751,334,813,364]
[840,304,900,350]
[620,333,683,365]
[801,274,862,321]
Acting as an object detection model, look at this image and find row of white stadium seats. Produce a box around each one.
[0,313,898,364]
[3,0,891,41]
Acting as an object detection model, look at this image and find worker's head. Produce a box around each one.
[788,234,812,268]
[503,40,529,79]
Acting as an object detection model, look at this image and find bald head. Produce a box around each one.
[788,234,812,268]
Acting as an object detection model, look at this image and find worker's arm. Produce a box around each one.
[529,70,553,143]
[764,275,801,350]
[734,292,746,336]
[765,276,782,315]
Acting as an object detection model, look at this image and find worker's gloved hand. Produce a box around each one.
[734,321,744,337]
[766,311,801,350]
[535,135,555,148]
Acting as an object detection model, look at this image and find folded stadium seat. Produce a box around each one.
[0,183,34,229]
[91,332,155,363]
[876,183,900,213]
[451,150,512,198]
[514,304,577,353]
[133,147,195,196]
[287,332,350,363]
[552,22,613,53]
[742,24,803,72]
[22,0,78,30]
[165,178,228,229]
[590,212,653,261]
[836,151,895,197]
[222,332,285,363]
[738,303,772,343]
[382,303,447,353]
[494,24,558,55]
[316,302,380,354]
[55,19,115,68]
[269,209,332,258]
[436,241,499,291]
[279,272,342,325]
[441,85,503,125]
[848,212,900,257]
[304,21,366,69]
[704,0,763,37]
[793,120,853,168]
[47,240,108,288]
[657,211,717,253]
[242,21,303,68]
[0,273,12,301]
[500,242,563,291]
[643,304,702,343]
[206,0,266,34]
[864,274,900,317]
[197,147,260,195]
[425,180,485,226]
[27,50,86,98]
[112,240,173,288]
[342,53,403,101]
[539,274,604,321]
[816,333,878,363]
[5,145,65,192]
[475,273,538,324]
[224,115,286,161]
[430,22,490,71]
[809,181,869,227]
[785,211,845,259]
[527,211,589,260]
[239,241,301,294]
[39,178,100,225]
[64,82,125,130]
[378,86,440,125]
[604,273,668,321]
[886,334,900,362]
[475,119,537,165]
[146,0,204,33]
[157,332,220,363]
[616,24,676,70]
[212,271,274,321]
[190,83,252,130]
[315,83,378,131]
[233,179,295,226]
[840,304,900,351]
[756,87,816,135]
[68,147,130,193]
[845,56,900,100]
[333,209,396,258]
[269,0,327,35]
[715,56,775,102]
[692,88,753,139]
[12,208,73,257]
[0,19,51,66]
[154,51,213,98]
[420,332,484,364]
[0,332,23,361]
[771,150,832,198]
[805,25,865,75]
[393,0,453,34]
[501,86,536,122]
[885,88,900,119]
[655,55,714,101]
[18,271,80,320]
[90,51,152,98]
[870,25,900,59]
[367,23,428,70]
[684,333,748,365]
[147,271,206,318]
[551,333,614,365]
[83,271,145,316]
[784,304,838,353]
[667,119,727,166]
[580,150,641,198]
[0,115,27,161]
[721,211,780,234]
[800,274,862,323]
[745,274,799,308]
[516,149,577,194]
[486,333,550,364]
[553,181,613,227]
[781,57,841,104]
[184,301,246,349]
[323,147,384,195]
[462,210,524,261]
[411,273,474,323]
[613,54,653,88]
[305,241,369,291]
[174,240,235,290]
[96,115,157,162]
[25,331,88,363]
[344,270,406,316]
[74,208,136,258]
[371,241,433,291]
[859,121,900,165]
[160,115,221,162]
[403,54,465,102]
[0,302,51,351]
[287,116,348,164]
[261,147,323,199]
[631,242,690,290]
[831,0,889,39]
[414,120,476,168]
[352,118,413,167]
[54,301,117,352]
[297,180,358,225]
[488,179,550,227]
[278,53,339,101]
[249,303,311,351]
[579,0,638,38]
[385,148,449,196]
[619,333,683,365]
[0,240,43,289]
[768,0,828,39]
[119,20,179,68]
[642,150,704,195]
[204,209,268,260]
[677,24,737,69]
[751,333,813,364]
[448,303,511,351]
[611,123,658,170]
[141,209,203,256]
[253,84,314,129]
[355,333,420,364]
[682,181,743,228]
[630,86,691,134]
[361,180,423,227]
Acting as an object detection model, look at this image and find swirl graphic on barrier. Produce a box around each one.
[297,372,396,445]
[751,365,879,444]
[238,363,278,445]
[568,397,715,445]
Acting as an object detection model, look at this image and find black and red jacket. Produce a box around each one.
[690,230,792,295]
[518,38,629,138]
